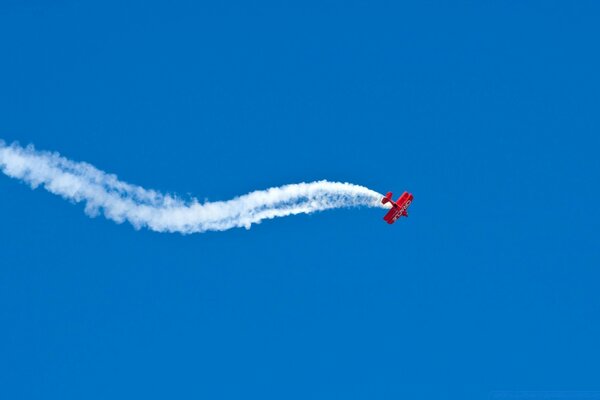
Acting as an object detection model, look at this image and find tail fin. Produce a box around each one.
[381,192,393,205]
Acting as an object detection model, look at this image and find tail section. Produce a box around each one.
[381,192,393,205]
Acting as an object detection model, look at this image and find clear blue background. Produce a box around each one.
[1,1,599,399]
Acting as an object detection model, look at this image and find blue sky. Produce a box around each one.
[1,1,599,399]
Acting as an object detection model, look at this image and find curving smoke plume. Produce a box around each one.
[0,140,386,233]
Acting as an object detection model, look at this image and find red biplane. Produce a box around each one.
[381,191,413,224]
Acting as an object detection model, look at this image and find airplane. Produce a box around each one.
[381,191,413,224]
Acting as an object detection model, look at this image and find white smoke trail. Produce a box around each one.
[0,140,386,233]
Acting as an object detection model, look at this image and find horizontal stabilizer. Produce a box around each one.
[381,192,393,205]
